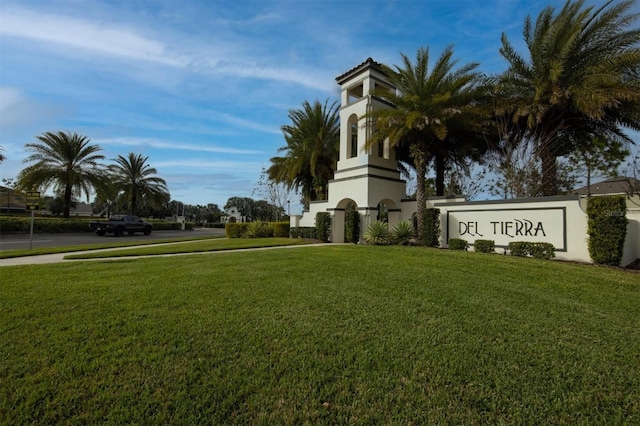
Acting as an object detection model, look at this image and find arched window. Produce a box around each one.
[350,121,358,158]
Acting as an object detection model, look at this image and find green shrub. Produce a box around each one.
[508,241,555,260]
[391,220,414,245]
[290,227,316,239]
[315,212,331,242]
[272,222,290,238]
[420,208,440,247]
[345,210,360,243]
[225,222,249,238]
[474,239,495,253]
[448,238,468,250]
[363,221,390,245]
[587,196,627,266]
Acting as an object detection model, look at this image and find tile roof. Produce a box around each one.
[574,176,639,195]
[335,57,387,84]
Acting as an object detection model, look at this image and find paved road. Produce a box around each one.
[0,228,226,251]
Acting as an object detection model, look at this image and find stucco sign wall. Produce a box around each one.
[446,207,567,251]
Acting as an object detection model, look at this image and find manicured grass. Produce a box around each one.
[1,246,638,424]
[0,235,222,259]
[64,237,315,259]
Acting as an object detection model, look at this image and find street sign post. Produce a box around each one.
[26,191,40,249]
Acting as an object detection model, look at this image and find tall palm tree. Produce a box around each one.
[499,0,640,196]
[109,153,170,215]
[0,146,6,163]
[17,131,106,218]
[268,99,340,206]
[366,46,489,243]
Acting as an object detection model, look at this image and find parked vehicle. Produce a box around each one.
[88,215,153,237]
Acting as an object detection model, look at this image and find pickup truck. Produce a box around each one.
[89,215,153,237]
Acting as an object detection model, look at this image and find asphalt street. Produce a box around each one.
[0,228,226,251]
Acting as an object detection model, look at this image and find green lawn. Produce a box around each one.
[1,245,638,424]
[0,235,222,259]
[63,237,314,259]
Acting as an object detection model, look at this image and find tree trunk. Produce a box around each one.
[413,150,427,244]
[435,154,446,196]
[540,140,558,196]
[63,183,72,218]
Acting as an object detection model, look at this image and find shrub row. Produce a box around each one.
[225,222,290,239]
[0,216,93,234]
[508,241,555,260]
[290,227,317,239]
[0,216,197,234]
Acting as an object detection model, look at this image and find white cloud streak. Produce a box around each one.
[96,137,263,155]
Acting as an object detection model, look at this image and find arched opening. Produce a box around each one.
[376,201,388,223]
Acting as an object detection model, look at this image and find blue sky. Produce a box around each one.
[1,0,637,212]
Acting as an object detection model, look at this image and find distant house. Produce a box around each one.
[220,206,249,223]
[0,186,25,213]
[574,176,639,197]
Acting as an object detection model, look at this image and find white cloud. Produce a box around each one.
[0,6,335,92]
[0,8,188,67]
[96,137,263,155]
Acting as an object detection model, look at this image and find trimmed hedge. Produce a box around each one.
[272,222,290,238]
[0,216,92,234]
[474,239,495,254]
[508,241,555,260]
[225,222,249,238]
[290,227,316,239]
[421,208,440,247]
[315,212,331,242]
[587,196,627,266]
[448,238,468,250]
[345,210,360,243]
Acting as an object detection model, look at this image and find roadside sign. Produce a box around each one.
[26,191,40,210]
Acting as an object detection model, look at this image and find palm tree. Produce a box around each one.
[499,0,640,196]
[109,153,170,215]
[0,146,6,163]
[16,131,106,218]
[268,99,340,206]
[366,46,489,243]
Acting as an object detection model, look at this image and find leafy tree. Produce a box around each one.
[109,153,170,215]
[16,131,105,218]
[498,0,640,196]
[224,196,256,219]
[268,99,340,206]
[366,46,489,243]
[566,135,630,194]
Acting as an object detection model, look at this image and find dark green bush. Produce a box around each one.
[225,222,249,238]
[290,227,316,239]
[345,210,360,243]
[315,212,331,242]
[587,196,627,266]
[420,208,440,247]
[272,222,290,238]
[474,239,495,253]
[448,238,468,250]
[508,241,555,260]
